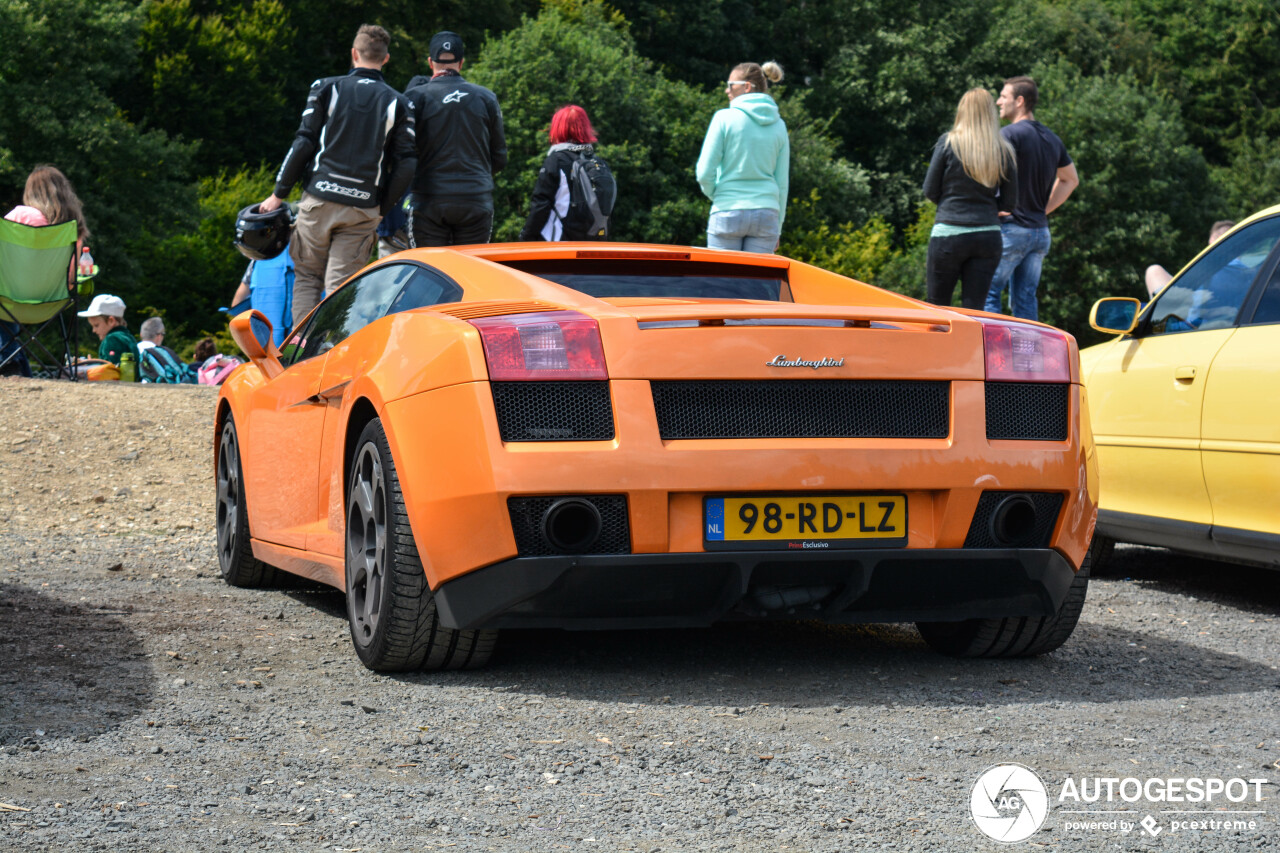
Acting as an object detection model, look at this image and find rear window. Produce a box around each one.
[500,259,792,302]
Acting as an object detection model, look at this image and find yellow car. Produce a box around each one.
[1082,205,1280,568]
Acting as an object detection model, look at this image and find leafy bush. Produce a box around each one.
[1028,60,1218,340]
[469,0,868,246]
[0,0,195,305]
[133,165,277,344]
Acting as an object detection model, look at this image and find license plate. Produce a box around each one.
[704,494,907,550]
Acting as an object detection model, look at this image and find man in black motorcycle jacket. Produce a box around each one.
[260,24,416,324]
[403,31,507,247]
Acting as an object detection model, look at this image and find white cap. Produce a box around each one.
[77,294,126,318]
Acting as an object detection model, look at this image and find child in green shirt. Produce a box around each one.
[78,293,139,378]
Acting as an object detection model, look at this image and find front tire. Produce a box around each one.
[345,418,497,672]
[916,536,1097,658]
[216,414,276,587]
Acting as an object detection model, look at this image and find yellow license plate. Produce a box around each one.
[704,494,907,550]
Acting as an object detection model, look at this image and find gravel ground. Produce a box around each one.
[1,378,1278,851]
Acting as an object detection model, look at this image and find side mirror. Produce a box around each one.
[1089,297,1141,335]
[229,309,284,379]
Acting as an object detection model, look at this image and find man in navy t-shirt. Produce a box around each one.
[983,76,1080,320]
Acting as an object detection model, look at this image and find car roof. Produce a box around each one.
[406,241,792,268]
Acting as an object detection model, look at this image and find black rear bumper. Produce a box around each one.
[432,548,1077,631]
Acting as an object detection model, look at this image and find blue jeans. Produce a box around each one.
[984,223,1052,320]
[706,208,780,253]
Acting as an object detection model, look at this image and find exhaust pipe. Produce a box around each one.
[541,499,603,553]
[988,494,1038,546]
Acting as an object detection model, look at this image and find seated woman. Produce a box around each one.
[2,165,91,377]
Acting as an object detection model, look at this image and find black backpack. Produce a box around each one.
[560,151,616,240]
[141,345,198,384]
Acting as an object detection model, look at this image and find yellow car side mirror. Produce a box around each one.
[1089,297,1141,335]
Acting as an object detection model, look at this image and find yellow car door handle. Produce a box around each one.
[1174,366,1197,382]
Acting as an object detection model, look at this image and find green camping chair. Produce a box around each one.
[0,219,83,378]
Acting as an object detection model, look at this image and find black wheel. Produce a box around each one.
[345,419,497,672]
[216,414,276,587]
[1086,533,1117,575]
[916,536,1097,658]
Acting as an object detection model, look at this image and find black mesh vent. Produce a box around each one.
[508,496,631,556]
[986,382,1069,441]
[964,492,1064,548]
[651,380,950,440]
[491,381,614,442]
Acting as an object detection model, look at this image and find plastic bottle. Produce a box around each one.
[78,246,94,277]
[119,353,136,383]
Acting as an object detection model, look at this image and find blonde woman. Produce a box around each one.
[922,89,1017,308]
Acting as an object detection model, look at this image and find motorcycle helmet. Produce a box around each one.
[234,203,294,261]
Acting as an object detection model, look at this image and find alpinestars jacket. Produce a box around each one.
[405,71,507,198]
[274,67,416,213]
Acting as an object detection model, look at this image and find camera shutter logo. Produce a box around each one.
[970,763,1050,843]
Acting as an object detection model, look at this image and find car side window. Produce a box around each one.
[1146,217,1280,336]
[294,264,421,362]
[279,264,462,366]
[385,268,463,316]
[1250,263,1280,325]
[280,318,311,366]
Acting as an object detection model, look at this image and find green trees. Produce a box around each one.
[469,0,869,247]
[131,166,278,340]
[0,0,195,306]
[469,0,711,244]
[1018,61,1218,336]
[1095,0,1280,223]
[2,0,1276,344]
[129,0,297,172]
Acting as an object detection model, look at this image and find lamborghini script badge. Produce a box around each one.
[766,355,846,369]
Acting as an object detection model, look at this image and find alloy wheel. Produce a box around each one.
[347,442,388,647]
[216,426,239,569]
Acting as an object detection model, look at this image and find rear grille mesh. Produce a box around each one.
[508,496,631,556]
[651,380,949,440]
[964,492,1063,548]
[986,382,1069,440]
[491,381,614,442]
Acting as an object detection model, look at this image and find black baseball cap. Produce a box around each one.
[430,32,464,62]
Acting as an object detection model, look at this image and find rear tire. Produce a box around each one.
[216,414,276,587]
[345,418,497,672]
[1087,533,1117,575]
[916,537,1096,658]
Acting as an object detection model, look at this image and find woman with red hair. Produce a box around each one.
[519,105,611,241]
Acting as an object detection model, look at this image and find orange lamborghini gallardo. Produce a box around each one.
[216,244,1098,672]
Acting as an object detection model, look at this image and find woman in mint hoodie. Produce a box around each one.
[696,61,790,253]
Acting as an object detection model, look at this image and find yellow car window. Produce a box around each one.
[1147,216,1280,334]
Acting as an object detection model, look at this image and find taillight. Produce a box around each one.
[980,319,1070,383]
[469,311,608,381]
